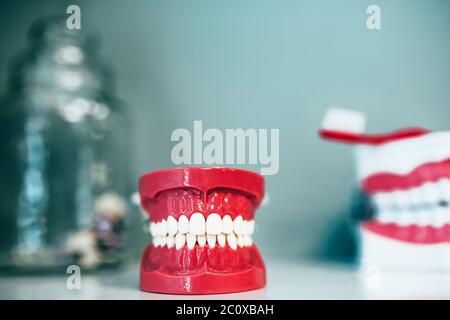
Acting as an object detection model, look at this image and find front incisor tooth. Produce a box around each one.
[222,215,233,234]
[189,212,206,235]
[207,234,216,248]
[233,216,244,235]
[167,236,175,248]
[186,234,196,249]
[237,235,245,248]
[227,234,238,250]
[217,234,226,247]
[160,220,168,236]
[167,216,178,236]
[175,233,186,249]
[197,235,206,247]
[160,236,167,247]
[206,213,222,235]
[178,215,189,234]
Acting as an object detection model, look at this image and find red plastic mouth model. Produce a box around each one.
[139,167,266,294]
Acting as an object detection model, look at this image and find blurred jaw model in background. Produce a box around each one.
[321,108,450,270]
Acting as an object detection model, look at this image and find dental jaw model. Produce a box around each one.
[321,108,450,270]
[139,167,266,294]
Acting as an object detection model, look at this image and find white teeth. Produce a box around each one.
[175,233,186,249]
[207,234,216,248]
[189,212,206,235]
[439,179,450,202]
[217,234,226,247]
[409,187,424,207]
[222,215,233,234]
[377,210,394,224]
[186,234,196,249]
[160,220,168,236]
[415,210,429,227]
[392,190,409,209]
[373,178,450,227]
[167,216,178,237]
[244,220,255,235]
[227,234,237,250]
[373,193,391,212]
[197,235,206,247]
[166,236,175,248]
[150,223,157,237]
[233,215,244,235]
[244,235,253,246]
[423,182,440,204]
[178,215,189,234]
[153,236,162,247]
[397,211,413,227]
[151,214,255,249]
[206,213,222,235]
[237,235,245,248]
[432,207,448,228]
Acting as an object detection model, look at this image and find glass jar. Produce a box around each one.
[0,16,131,272]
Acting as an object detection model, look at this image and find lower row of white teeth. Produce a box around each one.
[376,207,450,227]
[150,213,255,250]
[152,233,253,250]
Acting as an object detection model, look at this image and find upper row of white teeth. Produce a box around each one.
[372,179,450,211]
[150,213,255,250]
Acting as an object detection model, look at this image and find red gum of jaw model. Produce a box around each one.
[139,167,266,294]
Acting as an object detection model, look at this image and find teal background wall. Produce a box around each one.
[0,0,449,260]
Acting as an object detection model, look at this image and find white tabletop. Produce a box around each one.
[1,258,449,300]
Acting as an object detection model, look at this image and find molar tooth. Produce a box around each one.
[167,216,178,237]
[178,215,189,234]
[186,234,196,249]
[207,234,216,248]
[150,223,157,237]
[392,190,409,210]
[439,179,450,203]
[396,210,413,227]
[423,182,440,205]
[415,209,429,227]
[154,222,161,235]
[408,186,423,208]
[227,234,238,250]
[245,220,255,235]
[373,193,391,212]
[153,236,161,247]
[160,219,168,236]
[189,212,206,235]
[431,207,447,228]
[222,215,233,234]
[206,213,222,235]
[217,234,226,247]
[244,235,253,246]
[377,210,394,224]
[167,236,175,248]
[233,215,244,235]
[197,235,206,247]
[237,235,245,248]
[160,236,167,247]
[175,233,186,249]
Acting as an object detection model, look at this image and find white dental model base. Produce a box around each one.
[359,228,450,271]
